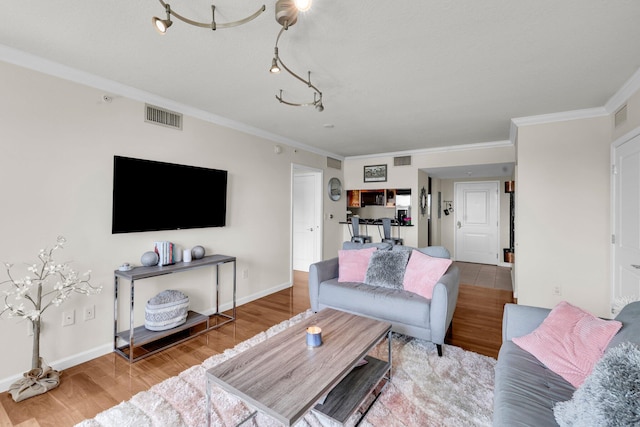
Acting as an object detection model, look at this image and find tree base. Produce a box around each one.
[9,359,60,402]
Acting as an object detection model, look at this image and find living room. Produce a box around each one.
[2,2,640,425]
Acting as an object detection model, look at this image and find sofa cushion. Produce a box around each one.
[512,301,622,388]
[364,250,409,289]
[338,247,376,283]
[607,300,640,350]
[493,341,575,427]
[402,250,452,299]
[553,341,640,427]
[318,278,430,328]
[342,241,392,251]
[392,245,451,259]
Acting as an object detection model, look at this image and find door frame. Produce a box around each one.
[291,164,324,275]
[453,180,500,265]
[611,126,640,311]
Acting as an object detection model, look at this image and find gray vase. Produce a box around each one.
[141,251,159,266]
[191,245,205,260]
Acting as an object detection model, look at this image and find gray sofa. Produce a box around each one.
[308,243,460,356]
[493,301,640,426]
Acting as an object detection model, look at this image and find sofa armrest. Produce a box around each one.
[502,303,551,342]
[430,264,460,345]
[308,257,339,312]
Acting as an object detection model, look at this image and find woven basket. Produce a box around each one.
[145,289,189,331]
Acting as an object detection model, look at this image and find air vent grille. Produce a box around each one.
[145,104,183,130]
[615,104,628,128]
[327,157,342,170]
[394,155,412,166]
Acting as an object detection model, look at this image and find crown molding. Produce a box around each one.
[0,44,344,161]
[605,66,640,114]
[345,140,514,161]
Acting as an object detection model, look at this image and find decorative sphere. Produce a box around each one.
[191,245,205,260]
[141,251,159,266]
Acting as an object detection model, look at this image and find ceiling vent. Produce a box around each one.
[145,104,183,130]
[394,155,412,166]
[327,157,342,170]
[615,104,628,128]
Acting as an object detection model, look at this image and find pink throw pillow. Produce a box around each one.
[338,247,377,282]
[512,301,622,388]
[402,250,452,299]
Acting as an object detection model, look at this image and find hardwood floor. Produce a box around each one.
[0,267,513,427]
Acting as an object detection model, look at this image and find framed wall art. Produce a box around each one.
[363,164,387,183]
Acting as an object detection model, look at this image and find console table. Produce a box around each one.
[113,254,236,363]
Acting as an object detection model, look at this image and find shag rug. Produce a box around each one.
[77,311,496,427]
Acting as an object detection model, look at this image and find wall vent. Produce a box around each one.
[615,104,628,128]
[327,157,342,170]
[145,104,183,130]
[394,155,412,166]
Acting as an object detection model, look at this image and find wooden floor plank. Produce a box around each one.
[1,268,513,426]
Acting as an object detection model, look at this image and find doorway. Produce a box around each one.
[454,181,500,265]
[613,129,640,304]
[292,165,323,272]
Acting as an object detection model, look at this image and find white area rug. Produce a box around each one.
[77,311,496,426]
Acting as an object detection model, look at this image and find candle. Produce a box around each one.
[306,326,322,347]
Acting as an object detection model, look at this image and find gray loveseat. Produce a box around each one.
[308,242,460,356]
[493,301,640,426]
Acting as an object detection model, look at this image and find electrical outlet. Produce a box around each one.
[83,305,95,321]
[552,285,562,296]
[62,310,75,326]
[242,269,249,279]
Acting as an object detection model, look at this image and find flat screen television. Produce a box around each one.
[112,156,227,234]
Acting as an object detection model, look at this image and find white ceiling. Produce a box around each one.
[2,1,640,160]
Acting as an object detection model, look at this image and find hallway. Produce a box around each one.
[453,261,513,291]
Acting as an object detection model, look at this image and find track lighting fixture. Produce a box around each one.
[270,0,324,112]
[151,0,265,32]
[151,0,324,111]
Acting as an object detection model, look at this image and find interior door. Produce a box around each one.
[454,181,499,264]
[292,169,322,272]
[613,132,640,304]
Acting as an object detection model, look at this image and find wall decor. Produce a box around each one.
[328,177,342,201]
[364,164,387,183]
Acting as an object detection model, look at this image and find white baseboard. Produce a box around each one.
[0,281,293,392]
[0,343,113,393]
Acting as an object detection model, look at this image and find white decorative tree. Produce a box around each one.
[1,236,101,401]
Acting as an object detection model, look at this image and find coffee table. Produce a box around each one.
[206,308,392,426]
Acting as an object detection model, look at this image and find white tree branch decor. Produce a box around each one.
[1,236,101,401]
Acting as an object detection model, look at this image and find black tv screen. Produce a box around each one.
[112,156,227,234]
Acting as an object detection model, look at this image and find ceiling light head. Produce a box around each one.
[152,16,173,34]
[294,0,312,12]
[275,0,298,27]
[315,102,324,112]
[270,58,281,73]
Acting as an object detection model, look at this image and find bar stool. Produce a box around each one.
[350,217,372,243]
[381,217,403,245]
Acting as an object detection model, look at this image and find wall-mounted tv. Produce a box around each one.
[112,156,227,234]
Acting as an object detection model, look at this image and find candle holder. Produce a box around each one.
[306,326,322,348]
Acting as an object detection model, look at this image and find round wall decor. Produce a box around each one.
[328,177,342,201]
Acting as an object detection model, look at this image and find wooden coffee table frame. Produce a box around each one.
[206,309,392,426]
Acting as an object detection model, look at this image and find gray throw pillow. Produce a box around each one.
[553,341,640,427]
[391,245,451,259]
[342,241,392,251]
[364,250,410,289]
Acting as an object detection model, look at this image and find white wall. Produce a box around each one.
[515,115,612,317]
[0,61,343,388]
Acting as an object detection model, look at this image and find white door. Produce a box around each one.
[292,169,322,272]
[454,181,499,264]
[613,132,640,304]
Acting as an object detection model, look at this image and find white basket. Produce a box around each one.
[145,290,189,331]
